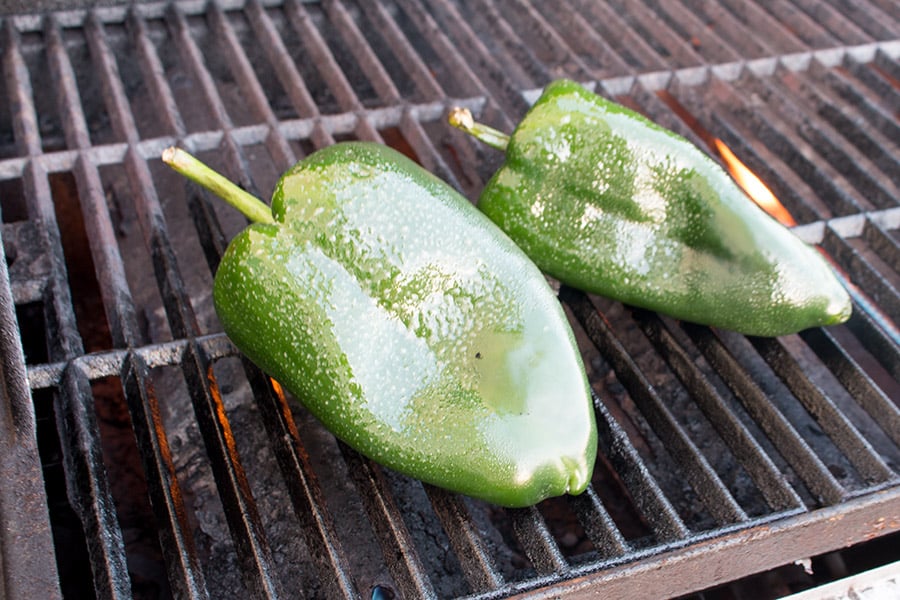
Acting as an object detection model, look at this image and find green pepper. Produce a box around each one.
[450,79,851,337]
[162,142,597,507]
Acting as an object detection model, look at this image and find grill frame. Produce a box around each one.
[1,1,899,598]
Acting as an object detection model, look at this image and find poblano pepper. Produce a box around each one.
[450,79,852,337]
[162,142,597,507]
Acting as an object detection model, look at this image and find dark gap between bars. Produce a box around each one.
[48,171,114,353]
[32,386,96,599]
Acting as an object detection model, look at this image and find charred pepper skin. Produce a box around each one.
[165,142,597,508]
[455,80,852,337]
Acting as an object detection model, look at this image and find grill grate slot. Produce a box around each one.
[0,2,898,599]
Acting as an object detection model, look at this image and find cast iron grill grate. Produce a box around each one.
[0,1,898,598]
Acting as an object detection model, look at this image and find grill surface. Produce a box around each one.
[1,1,899,599]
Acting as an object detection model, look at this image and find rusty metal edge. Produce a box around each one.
[0,224,62,599]
[501,487,900,600]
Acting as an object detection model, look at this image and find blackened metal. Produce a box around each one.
[561,291,689,542]
[339,442,438,600]
[0,2,899,600]
[425,486,504,592]
[749,335,895,484]
[58,363,132,599]
[181,342,285,598]
[565,487,630,559]
[668,316,847,505]
[587,306,749,525]
[510,506,569,576]
[497,490,900,600]
[243,362,359,599]
[0,202,62,599]
[826,228,900,327]
[650,320,806,512]
[800,326,900,450]
[85,9,287,596]
[121,353,210,599]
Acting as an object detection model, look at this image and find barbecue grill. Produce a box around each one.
[1,0,898,598]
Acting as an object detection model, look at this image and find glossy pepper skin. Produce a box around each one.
[164,142,597,508]
[455,80,851,337]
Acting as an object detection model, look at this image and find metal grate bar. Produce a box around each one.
[398,108,465,200]
[353,0,445,100]
[339,442,438,599]
[526,0,633,78]
[127,11,186,138]
[845,52,900,112]
[573,300,751,525]
[242,366,359,599]
[241,1,338,149]
[789,0,873,44]
[206,3,296,169]
[0,211,62,600]
[796,68,900,188]
[180,342,285,598]
[706,107,823,224]
[700,0,810,54]
[754,71,900,211]
[676,322,848,505]
[425,486,505,593]
[820,0,899,41]
[243,1,323,120]
[418,0,530,120]
[566,487,631,559]
[45,21,212,595]
[45,17,140,347]
[590,391,690,542]
[699,76,865,217]
[283,0,363,113]
[320,0,402,103]
[762,0,841,48]
[86,10,287,596]
[3,21,82,358]
[58,364,132,599]
[676,325,807,512]
[800,326,900,450]
[275,2,385,145]
[562,289,690,542]
[493,0,596,81]
[749,336,896,484]
[604,0,706,69]
[647,0,747,63]
[167,3,263,196]
[463,0,553,87]
[510,506,569,576]
[563,0,667,71]
[825,228,900,327]
[121,353,210,599]
[4,17,135,599]
[393,0,492,102]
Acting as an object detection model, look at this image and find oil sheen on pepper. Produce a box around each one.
[477,80,851,336]
[212,142,597,507]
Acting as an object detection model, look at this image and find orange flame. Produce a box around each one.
[713,139,797,227]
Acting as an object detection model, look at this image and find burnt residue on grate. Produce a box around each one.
[0,1,899,599]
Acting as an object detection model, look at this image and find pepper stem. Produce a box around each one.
[161,147,275,225]
[448,107,510,151]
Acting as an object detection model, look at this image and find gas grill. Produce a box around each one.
[1,1,898,598]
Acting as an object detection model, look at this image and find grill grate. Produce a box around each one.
[1,1,899,599]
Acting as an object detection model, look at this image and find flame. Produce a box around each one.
[713,139,797,227]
